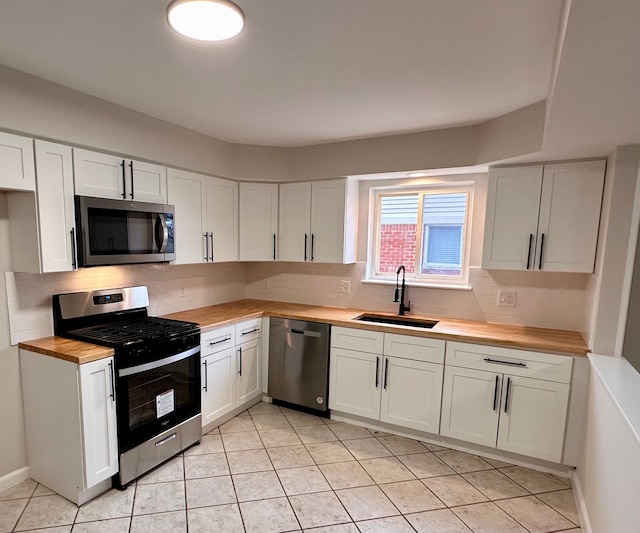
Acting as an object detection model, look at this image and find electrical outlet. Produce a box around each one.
[498,290,516,308]
[179,284,186,297]
[338,281,351,294]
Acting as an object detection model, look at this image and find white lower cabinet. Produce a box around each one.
[329,327,444,433]
[201,319,262,428]
[440,342,571,463]
[20,350,118,504]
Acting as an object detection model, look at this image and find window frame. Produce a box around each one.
[366,182,474,288]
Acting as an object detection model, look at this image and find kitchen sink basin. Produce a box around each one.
[354,313,439,329]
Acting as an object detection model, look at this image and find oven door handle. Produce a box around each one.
[155,214,169,253]
[118,346,200,377]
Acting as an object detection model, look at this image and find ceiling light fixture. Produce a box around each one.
[406,171,429,178]
[167,0,244,42]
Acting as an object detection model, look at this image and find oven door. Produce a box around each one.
[116,346,201,453]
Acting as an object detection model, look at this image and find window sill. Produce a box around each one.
[360,279,473,291]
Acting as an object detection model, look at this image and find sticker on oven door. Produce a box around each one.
[156,389,175,418]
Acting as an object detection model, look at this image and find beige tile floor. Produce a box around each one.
[0,402,582,533]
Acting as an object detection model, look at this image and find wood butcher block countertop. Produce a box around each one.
[19,298,588,363]
[163,299,589,357]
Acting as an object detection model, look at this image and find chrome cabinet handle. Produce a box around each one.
[108,361,116,402]
[492,375,499,411]
[129,160,134,199]
[375,357,380,388]
[202,361,208,391]
[504,377,511,414]
[383,358,390,390]
[526,233,533,270]
[204,232,209,261]
[483,358,526,368]
[538,234,545,270]
[120,160,126,199]
[209,336,231,346]
[70,228,77,270]
[238,347,242,376]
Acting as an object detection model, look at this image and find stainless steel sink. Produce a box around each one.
[353,313,439,329]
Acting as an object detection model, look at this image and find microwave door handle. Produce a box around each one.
[155,214,169,252]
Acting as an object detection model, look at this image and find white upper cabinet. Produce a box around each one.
[482,161,605,273]
[7,140,76,273]
[239,182,278,261]
[167,169,239,264]
[278,178,357,264]
[279,181,312,262]
[74,148,167,203]
[167,169,207,264]
[206,176,238,262]
[0,131,36,191]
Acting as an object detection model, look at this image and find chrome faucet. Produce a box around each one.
[393,265,411,316]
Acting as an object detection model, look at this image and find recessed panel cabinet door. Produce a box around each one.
[202,348,236,426]
[0,131,35,191]
[537,161,605,273]
[482,166,543,270]
[167,169,207,264]
[440,366,500,448]
[79,358,118,488]
[329,348,381,419]
[497,375,569,462]
[380,356,443,433]
[236,339,261,405]
[239,182,278,261]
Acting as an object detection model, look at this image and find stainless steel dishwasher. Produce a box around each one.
[268,317,331,412]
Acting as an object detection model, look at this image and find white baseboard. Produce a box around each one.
[0,466,30,493]
[571,469,592,533]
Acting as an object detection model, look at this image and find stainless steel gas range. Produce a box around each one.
[53,286,202,487]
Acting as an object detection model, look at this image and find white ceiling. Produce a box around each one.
[0,0,564,148]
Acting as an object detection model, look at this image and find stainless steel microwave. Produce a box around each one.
[75,196,175,267]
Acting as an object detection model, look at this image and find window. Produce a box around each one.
[369,185,472,286]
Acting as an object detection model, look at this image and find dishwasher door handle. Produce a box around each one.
[290,328,322,338]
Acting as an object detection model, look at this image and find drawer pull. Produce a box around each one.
[209,336,232,346]
[241,328,260,336]
[155,433,177,447]
[483,358,527,368]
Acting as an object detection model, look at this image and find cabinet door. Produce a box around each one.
[0,132,35,191]
[167,169,207,264]
[129,160,167,203]
[35,140,76,272]
[440,366,500,447]
[329,348,381,419]
[482,166,543,270]
[73,149,125,199]
[536,161,605,273]
[310,180,346,263]
[239,182,278,261]
[278,181,311,262]
[497,375,570,462]
[206,177,238,262]
[202,348,236,426]
[380,357,443,433]
[79,358,118,488]
[236,339,261,406]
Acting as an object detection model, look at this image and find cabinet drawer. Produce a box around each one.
[331,326,384,354]
[445,341,572,384]
[236,318,262,343]
[384,333,445,364]
[202,325,235,356]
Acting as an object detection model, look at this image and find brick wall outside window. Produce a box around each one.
[378,224,416,273]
